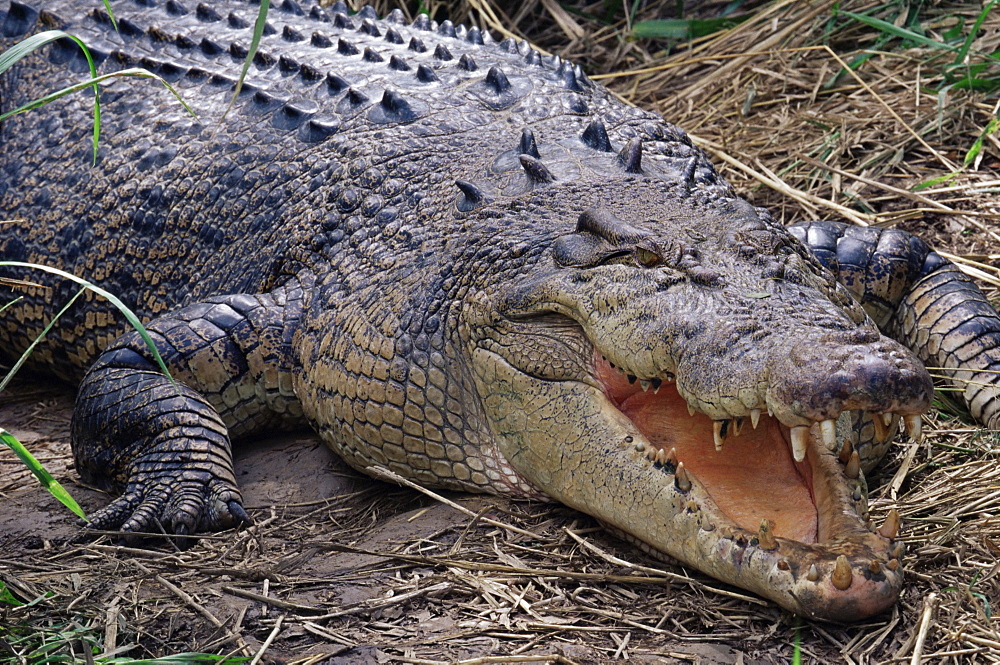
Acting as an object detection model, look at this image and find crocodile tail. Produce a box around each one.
[790,220,1000,429]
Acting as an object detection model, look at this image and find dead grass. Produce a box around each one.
[3,0,1000,663]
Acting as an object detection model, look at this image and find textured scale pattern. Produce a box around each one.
[0,0,731,498]
[3,0,1000,622]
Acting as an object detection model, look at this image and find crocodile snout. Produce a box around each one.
[768,332,933,426]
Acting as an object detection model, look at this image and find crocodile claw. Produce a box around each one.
[83,472,249,543]
[227,500,253,526]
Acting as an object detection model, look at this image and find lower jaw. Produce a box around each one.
[613,418,904,621]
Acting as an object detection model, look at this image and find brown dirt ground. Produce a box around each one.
[3,0,1000,663]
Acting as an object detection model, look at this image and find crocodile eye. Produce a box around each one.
[634,239,662,267]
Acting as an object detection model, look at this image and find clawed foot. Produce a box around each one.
[82,470,251,545]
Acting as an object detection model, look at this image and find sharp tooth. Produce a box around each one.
[845,451,860,479]
[838,438,853,465]
[871,413,889,443]
[886,558,900,571]
[868,560,881,574]
[878,508,900,539]
[820,419,837,451]
[666,447,678,465]
[757,518,778,550]
[831,555,853,590]
[713,420,726,452]
[639,379,650,392]
[767,406,774,418]
[684,500,699,513]
[806,564,819,582]
[790,426,809,462]
[674,462,691,492]
[651,378,662,394]
[749,409,761,429]
[889,541,905,559]
[634,440,645,452]
[654,448,668,465]
[904,414,922,443]
[732,417,744,437]
[687,403,696,417]
[882,412,893,426]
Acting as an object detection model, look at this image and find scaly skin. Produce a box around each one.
[2,0,999,621]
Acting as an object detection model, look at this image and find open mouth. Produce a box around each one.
[597,355,822,543]
[590,351,914,619]
[596,352,849,543]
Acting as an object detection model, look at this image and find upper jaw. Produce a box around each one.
[595,324,931,465]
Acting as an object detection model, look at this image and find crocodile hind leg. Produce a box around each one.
[790,220,1000,428]
[72,288,304,536]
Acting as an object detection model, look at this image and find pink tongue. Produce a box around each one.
[595,358,818,543]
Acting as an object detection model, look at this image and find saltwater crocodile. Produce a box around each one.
[2,0,999,622]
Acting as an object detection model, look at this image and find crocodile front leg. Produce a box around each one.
[790,220,1000,428]
[72,287,304,536]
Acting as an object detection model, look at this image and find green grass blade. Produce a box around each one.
[0,287,85,393]
[0,31,89,77]
[914,170,959,190]
[104,655,251,664]
[963,115,1000,167]
[0,580,24,607]
[101,0,118,31]
[955,0,997,65]
[836,10,957,53]
[222,0,271,122]
[0,261,176,387]
[0,30,103,161]
[0,67,195,124]
[631,18,693,40]
[632,16,746,40]
[0,295,24,314]
[972,592,991,618]
[0,429,87,520]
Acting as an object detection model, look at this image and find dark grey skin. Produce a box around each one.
[2,0,999,622]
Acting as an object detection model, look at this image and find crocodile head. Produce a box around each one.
[464,187,931,622]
